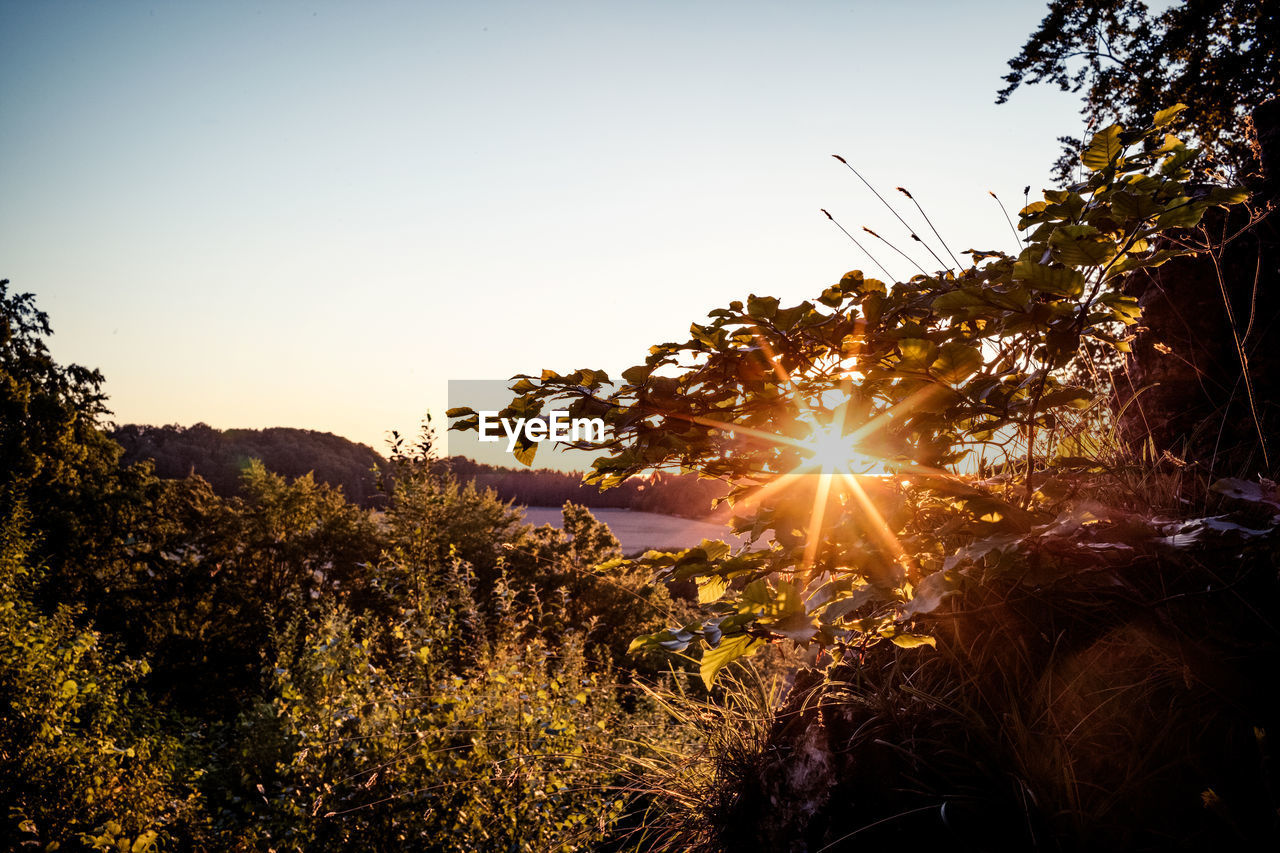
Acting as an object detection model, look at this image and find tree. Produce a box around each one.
[451,113,1250,686]
[998,0,1280,182]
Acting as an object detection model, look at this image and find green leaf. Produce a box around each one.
[1013,260,1086,297]
[1153,104,1187,128]
[1082,124,1123,171]
[818,284,844,307]
[1018,201,1047,217]
[1156,198,1208,229]
[512,440,538,467]
[696,575,730,604]
[897,338,937,368]
[890,632,936,649]
[767,612,818,643]
[700,633,763,688]
[1206,186,1249,206]
[1106,249,1178,278]
[900,571,958,617]
[1110,190,1162,220]
[931,343,983,385]
[696,538,732,561]
[1049,225,1118,267]
[621,364,653,385]
[773,301,812,331]
[1039,387,1095,410]
[746,294,779,319]
[1099,292,1142,324]
[932,289,988,315]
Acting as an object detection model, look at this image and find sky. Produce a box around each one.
[0,0,1081,462]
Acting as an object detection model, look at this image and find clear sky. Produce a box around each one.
[0,0,1079,459]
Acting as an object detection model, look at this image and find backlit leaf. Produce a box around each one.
[700,633,764,688]
[1082,124,1123,171]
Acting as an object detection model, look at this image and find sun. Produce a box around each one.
[802,421,889,476]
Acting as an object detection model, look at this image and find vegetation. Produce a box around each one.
[112,423,391,508]
[452,109,1252,684]
[113,423,726,518]
[451,104,1280,848]
[1,279,697,851]
[4,6,1278,848]
[998,0,1280,182]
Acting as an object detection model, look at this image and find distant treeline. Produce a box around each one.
[114,422,389,504]
[441,456,727,520]
[112,423,390,507]
[113,423,726,518]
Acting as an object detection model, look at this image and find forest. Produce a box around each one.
[4,1,1280,850]
[112,424,726,519]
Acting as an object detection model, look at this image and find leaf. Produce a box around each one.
[1049,225,1117,267]
[1099,292,1142,324]
[1110,190,1162,220]
[931,342,983,385]
[445,407,476,418]
[1206,186,1249,206]
[818,284,844,307]
[746,294,779,319]
[697,538,732,561]
[1155,198,1208,230]
[696,575,730,604]
[1153,104,1187,128]
[1211,478,1280,509]
[932,289,988,315]
[897,338,937,368]
[1039,387,1095,410]
[512,440,538,467]
[621,364,653,385]
[1106,249,1178,277]
[820,585,881,622]
[1082,124,1123,171]
[900,571,958,617]
[700,633,763,689]
[890,632,936,649]
[767,612,818,642]
[1013,260,1086,297]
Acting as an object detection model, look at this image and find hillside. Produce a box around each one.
[112,424,727,518]
[112,423,390,507]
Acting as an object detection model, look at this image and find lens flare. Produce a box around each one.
[802,421,890,476]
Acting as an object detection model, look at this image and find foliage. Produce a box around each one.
[0,510,194,852]
[1,283,689,849]
[113,422,391,508]
[452,111,1250,685]
[1,279,153,588]
[640,482,1280,851]
[230,600,633,851]
[998,0,1280,181]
